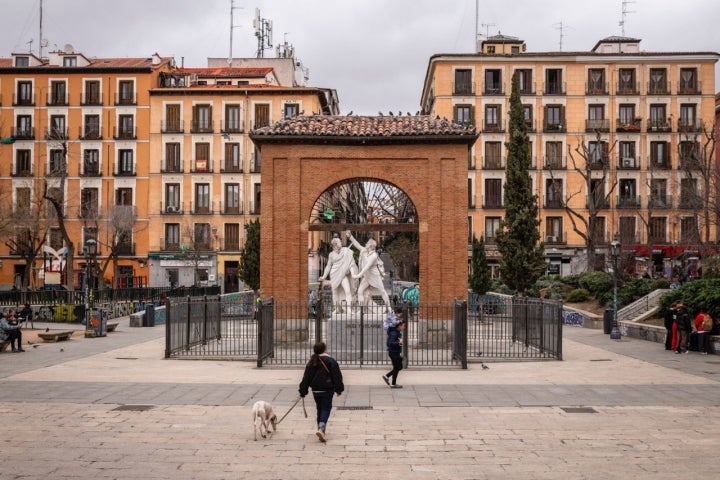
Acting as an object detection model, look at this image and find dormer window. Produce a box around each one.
[63,56,77,67]
[15,56,29,67]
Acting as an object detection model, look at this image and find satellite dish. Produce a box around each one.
[40,38,49,47]
[63,43,74,54]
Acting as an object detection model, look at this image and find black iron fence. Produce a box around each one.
[165,293,563,366]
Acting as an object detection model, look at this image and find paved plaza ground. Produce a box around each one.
[1,320,718,479]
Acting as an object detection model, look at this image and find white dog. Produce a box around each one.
[252,400,278,441]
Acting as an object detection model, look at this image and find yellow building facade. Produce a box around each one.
[421,35,719,277]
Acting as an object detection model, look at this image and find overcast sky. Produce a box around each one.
[2,0,718,115]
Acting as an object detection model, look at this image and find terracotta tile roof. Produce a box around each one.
[175,67,272,78]
[252,114,477,138]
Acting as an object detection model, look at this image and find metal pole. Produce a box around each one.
[610,241,622,340]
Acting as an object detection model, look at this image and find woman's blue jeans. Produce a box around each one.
[312,390,334,428]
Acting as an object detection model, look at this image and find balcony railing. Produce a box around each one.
[544,197,565,209]
[647,119,672,132]
[648,155,671,170]
[80,94,103,106]
[543,82,566,95]
[113,164,137,176]
[585,119,609,132]
[452,82,475,95]
[678,81,701,95]
[588,158,609,170]
[190,121,214,134]
[544,234,565,244]
[221,160,242,173]
[113,127,137,140]
[482,196,503,209]
[648,195,671,209]
[161,120,184,134]
[161,202,184,215]
[617,157,639,170]
[44,127,68,140]
[47,93,68,106]
[11,168,33,177]
[220,202,244,215]
[677,119,703,133]
[616,81,639,95]
[617,195,640,209]
[80,165,101,177]
[543,122,565,133]
[13,95,35,106]
[11,127,34,140]
[482,156,505,170]
[249,202,261,215]
[616,118,642,133]
[190,202,214,215]
[482,120,505,133]
[585,82,608,95]
[482,83,504,95]
[647,82,670,95]
[542,156,566,170]
[79,126,102,140]
[161,160,184,174]
[221,120,244,134]
[191,161,213,173]
[586,195,609,209]
[115,93,137,105]
[160,238,181,251]
[679,196,703,209]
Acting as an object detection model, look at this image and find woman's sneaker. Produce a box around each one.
[382,375,390,386]
[390,384,403,389]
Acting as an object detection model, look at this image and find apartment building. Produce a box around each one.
[0,48,174,289]
[421,34,719,278]
[147,65,339,291]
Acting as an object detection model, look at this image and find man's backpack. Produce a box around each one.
[701,313,714,332]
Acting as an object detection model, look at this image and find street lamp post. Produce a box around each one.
[84,238,97,332]
[610,240,622,340]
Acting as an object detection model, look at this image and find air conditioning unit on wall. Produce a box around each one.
[166,205,178,213]
[622,157,634,167]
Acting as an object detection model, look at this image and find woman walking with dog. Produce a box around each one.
[299,341,344,443]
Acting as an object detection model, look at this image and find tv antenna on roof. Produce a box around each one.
[553,21,570,51]
[619,0,636,36]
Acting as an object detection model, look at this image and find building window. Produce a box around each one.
[484,69,502,94]
[224,183,240,213]
[649,104,668,130]
[83,149,99,175]
[648,68,668,94]
[117,115,134,139]
[680,217,699,243]
[589,141,608,166]
[454,105,473,125]
[49,115,66,138]
[223,143,241,172]
[46,187,63,217]
[678,68,698,94]
[224,104,241,132]
[544,69,563,94]
[523,105,533,129]
[619,142,636,168]
[254,103,270,128]
[618,104,636,125]
[116,188,132,206]
[649,217,667,243]
[84,80,101,105]
[15,115,33,139]
[619,217,636,244]
[650,179,668,208]
[284,103,299,119]
[164,143,181,173]
[83,114,100,139]
[545,217,563,243]
[483,178,502,208]
[195,184,210,213]
[118,150,134,175]
[118,80,135,104]
[650,141,670,168]
[194,223,211,250]
[165,184,180,213]
[484,105,501,131]
[544,141,563,168]
[63,56,77,67]
[618,179,637,208]
[165,224,180,250]
[15,187,31,216]
[50,80,67,105]
[589,179,607,209]
[679,141,700,169]
[680,178,700,209]
[484,142,502,169]
[192,104,213,132]
[80,188,99,218]
[15,56,29,67]
[679,104,697,130]
[49,149,65,174]
[516,69,533,94]
[545,179,563,208]
[225,223,240,250]
[454,69,473,95]
[544,105,564,131]
[50,228,63,250]
[587,104,606,131]
[17,81,33,105]
[15,150,31,175]
[194,143,210,172]
[587,68,606,94]
[617,68,636,94]
[485,217,501,243]
[165,104,182,132]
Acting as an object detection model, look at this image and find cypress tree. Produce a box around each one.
[469,235,492,295]
[239,219,260,291]
[495,73,547,294]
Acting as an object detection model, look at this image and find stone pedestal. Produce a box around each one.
[327,309,387,362]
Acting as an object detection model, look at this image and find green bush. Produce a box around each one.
[659,278,720,319]
[565,288,590,303]
[578,271,613,303]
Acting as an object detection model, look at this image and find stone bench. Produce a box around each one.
[107,322,119,333]
[38,330,75,342]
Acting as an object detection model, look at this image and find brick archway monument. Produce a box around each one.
[250,115,478,304]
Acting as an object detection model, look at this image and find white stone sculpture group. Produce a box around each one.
[318,231,391,313]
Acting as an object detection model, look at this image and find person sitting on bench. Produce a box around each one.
[0,313,24,352]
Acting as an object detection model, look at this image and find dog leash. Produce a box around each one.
[276,396,308,425]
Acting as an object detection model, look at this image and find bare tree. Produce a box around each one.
[563,131,618,270]
[96,205,141,288]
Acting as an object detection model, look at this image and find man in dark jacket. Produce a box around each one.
[664,302,677,350]
[674,302,691,354]
[299,341,344,442]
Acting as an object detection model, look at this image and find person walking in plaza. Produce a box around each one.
[664,302,677,351]
[674,302,691,354]
[298,341,344,443]
[382,308,405,388]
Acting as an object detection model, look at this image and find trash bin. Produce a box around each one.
[144,304,155,327]
[90,308,107,337]
[74,304,86,324]
[603,308,615,334]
